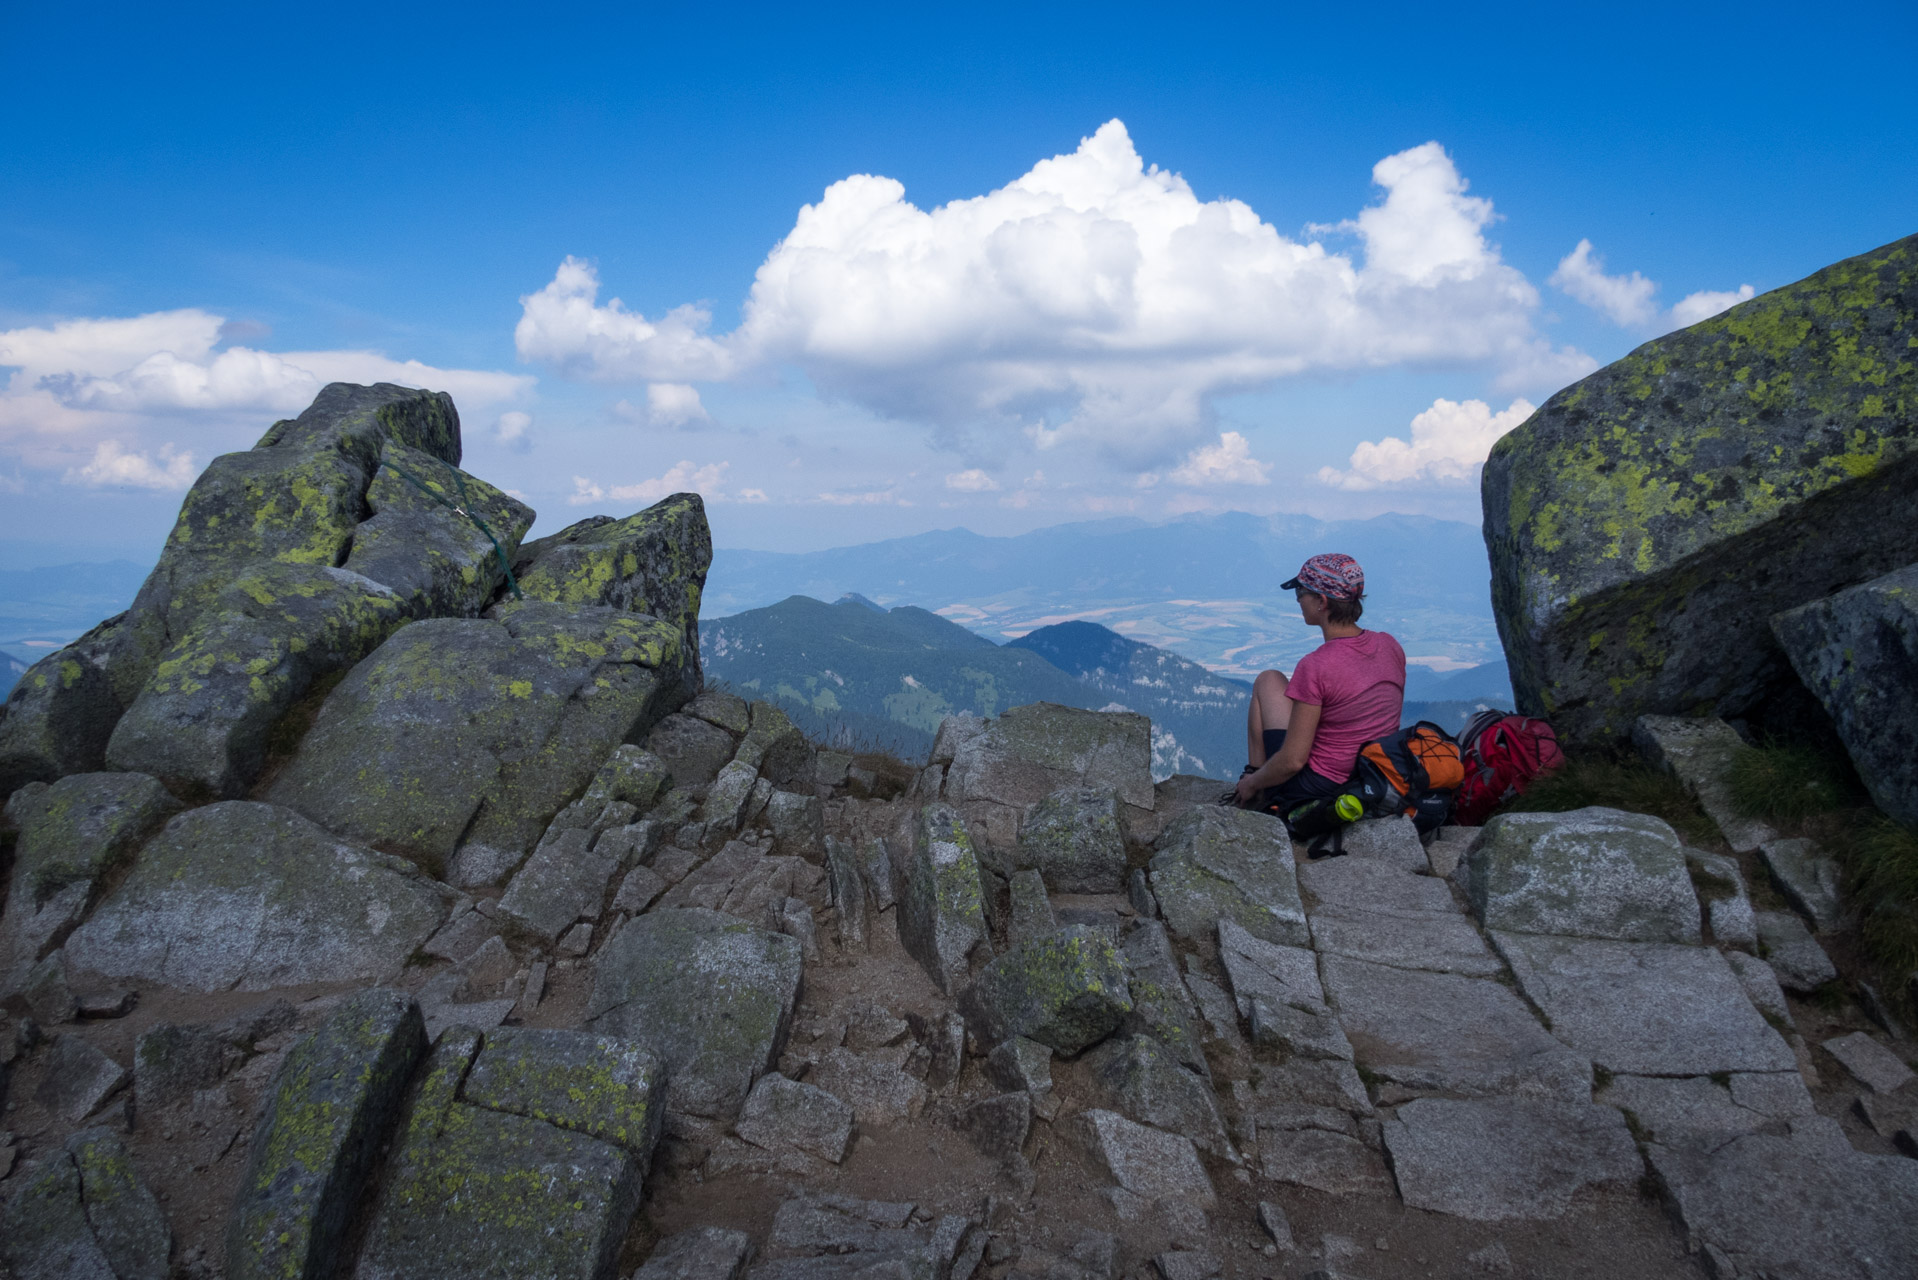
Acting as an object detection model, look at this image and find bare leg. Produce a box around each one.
[1246,669,1293,766]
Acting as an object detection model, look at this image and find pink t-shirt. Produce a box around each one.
[1286,630,1407,783]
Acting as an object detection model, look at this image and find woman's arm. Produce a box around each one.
[1234,700,1323,804]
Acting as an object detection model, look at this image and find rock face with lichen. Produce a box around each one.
[265,600,693,885]
[896,803,990,994]
[1483,233,1918,747]
[1772,562,1918,825]
[63,801,450,992]
[0,383,498,796]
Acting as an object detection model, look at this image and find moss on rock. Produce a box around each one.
[959,923,1132,1055]
[1484,233,1918,746]
[226,988,427,1280]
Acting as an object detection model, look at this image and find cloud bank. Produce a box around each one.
[0,307,533,487]
[517,122,1596,463]
[1318,397,1536,490]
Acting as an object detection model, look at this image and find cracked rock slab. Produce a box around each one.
[1148,807,1307,948]
[0,1127,171,1280]
[1494,932,1795,1077]
[1320,954,1589,1101]
[1649,1130,1918,1279]
[356,1028,653,1280]
[1462,807,1701,944]
[586,907,802,1120]
[1383,1097,1641,1220]
[1074,1109,1215,1208]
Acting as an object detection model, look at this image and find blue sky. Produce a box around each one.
[2,0,1913,564]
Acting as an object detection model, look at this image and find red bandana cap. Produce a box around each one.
[1281,553,1365,600]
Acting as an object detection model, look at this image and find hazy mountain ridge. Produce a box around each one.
[706,510,1502,676]
[701,597,1265,777]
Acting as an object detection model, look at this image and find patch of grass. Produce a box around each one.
[1843,813,1918,976]
[1500,756,1721,848]
[1726,740,1862,823]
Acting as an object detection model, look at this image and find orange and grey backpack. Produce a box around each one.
[1273,720,1466,854]
[1345,720,1466,834]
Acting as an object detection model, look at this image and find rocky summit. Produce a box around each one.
[4,379,1918,1280]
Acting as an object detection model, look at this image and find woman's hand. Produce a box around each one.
[1233,772,1262,806]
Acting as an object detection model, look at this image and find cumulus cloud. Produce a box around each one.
[516,259,735,382]
[0,309,532,414]
[495,410,532,450]
[568,459,730,506]
[945,468,1000,492]
[65,439,198,490]
[0,307,535,485]
[1670,284,1756,327]
[517,122,1587,463]
[1164,432,1271,487]
[1550,239,1658,327]
[1318,397,1536,490]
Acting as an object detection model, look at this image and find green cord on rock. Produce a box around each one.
[378,459,523,600]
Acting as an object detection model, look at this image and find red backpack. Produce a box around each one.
[1452,710,1565,825]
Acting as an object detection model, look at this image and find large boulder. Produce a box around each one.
[895,803,989,994]
[103,565,413,798]
[1482,233,1918,746]
[1147,806,1308,948]
[343,440,536,617]
[958,924,1132,1055]
[1460,807,1702,944]
[0,383,462,796]
[513,494,712,689]
[266,600,694,885]
[934,704,1154,850]
[585,908,803,1120]
[356,1026,663,1280]
[227,990,427,1280]
[1,1128,171,1280]
[0,772,179,992]
[1772,561,1918,824]
[64,801,449,992]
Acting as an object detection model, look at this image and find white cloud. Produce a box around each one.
[1549,239,1658,327]
[1165,431,1271,487]
[645,382,709,427]
[945,468,1000,491]
[568,459,731,506]
[517,123,1586,464]
[1317,396,1536,490]
[0,309,533,414]
[0,307,536,485]
[65,439,198,490]
[495,410,532,449]
[1670,284,1756,328]
[736,487,769,503]
[817,487,911,506]
[515,259,735,382]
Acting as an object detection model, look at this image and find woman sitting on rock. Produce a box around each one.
[1232,553,1406,812]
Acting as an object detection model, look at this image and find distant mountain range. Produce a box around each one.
[706,510,1503,678]
[703,595,1515,780]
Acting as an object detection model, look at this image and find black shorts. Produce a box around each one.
[1259,729,1346,810]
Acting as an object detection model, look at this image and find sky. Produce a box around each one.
[2,1,1913,566]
